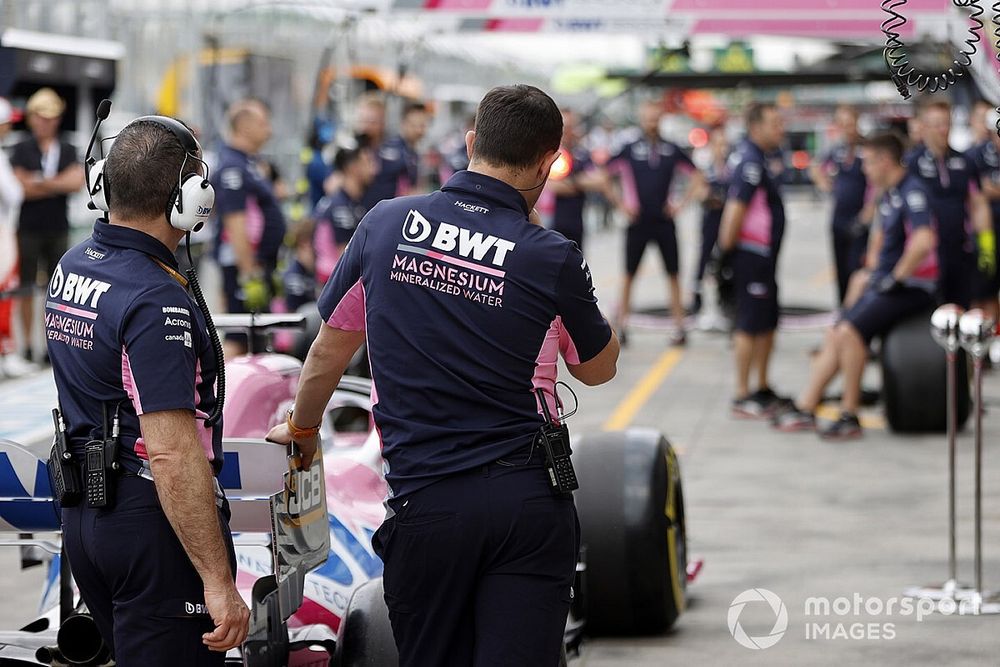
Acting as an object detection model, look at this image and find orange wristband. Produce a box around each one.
[286,410,321,439]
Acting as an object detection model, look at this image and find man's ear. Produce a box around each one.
[465,130,476,161]
[539,149,560,181]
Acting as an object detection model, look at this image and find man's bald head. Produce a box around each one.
[227,99,272,152]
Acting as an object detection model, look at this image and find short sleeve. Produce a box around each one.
[728,158,761,204]
[904,187,932,230]
[59,141,78,170]
[121,285,198,415]
[10,141,33,170]
[555,244,612,364]
[215,166,249,216]
[317,214,369,331]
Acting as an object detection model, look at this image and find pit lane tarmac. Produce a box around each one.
[2,191,998,666]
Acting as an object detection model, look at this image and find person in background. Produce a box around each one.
[905,98,991,309]
[363,102,429,209]
[0,97,29,377]
[305,121,335,209]
[810,105,875,307]
[970,99,994,148]
[547,108,612,251]
[966,110,1000,322]
[773,133,938,439]
[212,99,287,325]
[438,113,476,184]
[691,125,730,314]
[283,220,317,312]
[607,100,705,346]
[11,88,85,364]
[720,103,789,418]
[313,140,377,285]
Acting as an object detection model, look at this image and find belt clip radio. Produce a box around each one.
[534,388,579,495]
[85,403,122,508]
[48,408,82,508]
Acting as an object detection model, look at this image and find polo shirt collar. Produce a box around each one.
[441,170,530,217]
[92,220,179,268]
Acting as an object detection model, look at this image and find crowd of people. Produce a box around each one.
[2,87,1000,444]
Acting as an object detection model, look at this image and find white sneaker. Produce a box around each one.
[2,355,38,378]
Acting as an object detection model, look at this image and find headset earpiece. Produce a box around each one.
[168,171,215,233]
[88,159,109,212]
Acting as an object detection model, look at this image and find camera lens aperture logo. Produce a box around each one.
[728,588,788,650]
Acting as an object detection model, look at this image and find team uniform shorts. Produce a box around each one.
[625,220,679,276]
[733,249,779,334]
[841,286,935,344]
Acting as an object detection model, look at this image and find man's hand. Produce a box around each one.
[239,274,269,312]
[202,582,250,652]
[618,203,639,224]
[265,422,320,471]
[979,229,997,278]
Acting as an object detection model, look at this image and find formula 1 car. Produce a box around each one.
[0,314,694,666]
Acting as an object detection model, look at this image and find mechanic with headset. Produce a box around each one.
[267,84,619,666]
[45,109,248,665]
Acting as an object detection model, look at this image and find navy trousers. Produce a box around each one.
[373,452,578,667]
[62,475,236,666]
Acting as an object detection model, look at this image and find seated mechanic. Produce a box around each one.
[773,133,938,439]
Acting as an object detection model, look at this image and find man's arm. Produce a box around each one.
[668,170,706,218]
[809,159,833,193]
[969,187,992,235]
[719,199,747,251]
[222,211,260,278]
[13,167,55,200]
[265,326,365,468]
[890,226,936,280]
[865,219,884,270]
[140,410,249,652]
[566,335,619,385]
[47,163,85,194]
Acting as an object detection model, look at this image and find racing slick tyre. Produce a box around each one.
[573,429,687,636]
[333,577,399,667]
[882,311,970,433]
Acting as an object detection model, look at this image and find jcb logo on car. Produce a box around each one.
[288,466,323,516]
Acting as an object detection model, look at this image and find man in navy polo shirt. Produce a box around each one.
[774,133,938,439]
[46,120,247,664]
[362,101,429,209]
[212,99,287,324]
[905,98,991,309]
[964,110,1000,321]
[267,84,619,666]
[547,108,609,251]
[608,100,704,346]
[810,105,874,306]
[720,103,788,418]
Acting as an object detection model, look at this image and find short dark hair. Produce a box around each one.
[745,102,776,128]
[472,85,562,170]
[864,132,905,163]
[335,135,371,172]
[402,102,427,119]
[916,96,951,117]
[104,120,200,221]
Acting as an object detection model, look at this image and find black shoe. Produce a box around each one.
[819,413,863,440]
[772,406,816,432]
[732,393,775,419]
[754,387,792,415]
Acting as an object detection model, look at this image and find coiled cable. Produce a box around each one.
[881,0,985,98]
[185,238,225,428]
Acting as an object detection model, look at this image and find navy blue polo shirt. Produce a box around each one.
[965,140,1000,229]
[609,137,695,224]
[363,135,419,210]
[904,145,978,257]
[874,175,939,292]
[45,222,223,474]
[317,170,613,499]
[727,139,786,259]
[212,143,287,266]
[552,147,593,238]
[819,142,868,229]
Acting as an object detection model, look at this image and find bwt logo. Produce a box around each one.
[184,602,207,615]
[49,264,111,308]
[402,209,516,268]
[197,205,212,215]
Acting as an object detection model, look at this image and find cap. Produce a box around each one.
[0,98,12,125]
[25,88,65,119]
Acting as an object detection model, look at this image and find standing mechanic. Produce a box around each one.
[905,98,992,309]
[720,102,789,418]
[362,101,429,209]
[212,99,287,326]
[965,109,1000,322]
[810,105,875,307]
[46,117,248,664]
[267,84,619,666]
[607,100,704,346]
[547,108,610,252]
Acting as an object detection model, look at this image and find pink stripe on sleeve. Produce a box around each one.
[531,317,562,420]
[121,347,144,415]
[325,278,366,331]
[314,220,341,286]
[608,158,640,213]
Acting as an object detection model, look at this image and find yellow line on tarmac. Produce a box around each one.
[602,349,683,431]
[816,403,886,430]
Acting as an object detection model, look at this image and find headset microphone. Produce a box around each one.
[85,99,113,214]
